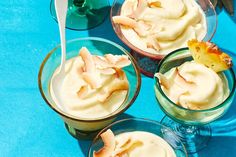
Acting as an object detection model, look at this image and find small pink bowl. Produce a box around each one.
[110,0,217,77]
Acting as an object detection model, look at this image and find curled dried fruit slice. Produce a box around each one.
[93,56,112,69]
[154,73,170,89]
[99,68,116,75]
[79,47,96,73]
[82,72,101,89]
[112,16,148,37]
[94,54,131,69]
[105,54,118,64]
[115,57,132,68]
[98,79,129,103]
[146,37,161,51]
[148,1,162,8]
[77,85,89,99]
[79,47,102,89]
[93,129,116,157]
[188,39,233,72]
[114,68,126,80]
[113,138,143,156]
[112,16,137,28]
[128,0,148,19]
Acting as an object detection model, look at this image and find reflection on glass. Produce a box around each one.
[50,0,110,30]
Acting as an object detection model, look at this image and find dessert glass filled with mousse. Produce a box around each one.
[38,38,141,139]
[154,40,235,153]
[111,0,217,76]
[88,118,187,157]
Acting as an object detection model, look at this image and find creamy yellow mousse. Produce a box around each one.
[50,47,131,119]
[155,61,229,110]
[113,0,207,54]
[93,130,176,157]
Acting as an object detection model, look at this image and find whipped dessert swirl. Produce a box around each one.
[156,61,229,110]
[50,47,131,119]
[113,0,207,54]
[93,129,176,157]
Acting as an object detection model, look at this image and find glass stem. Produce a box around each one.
[73,0,85,7]
[178,125,198,135]
[73,0,88,14]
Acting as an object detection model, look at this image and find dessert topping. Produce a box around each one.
[94,129,143,157]
[188,39,233,72]
[78,47,131,102]
[93,129,116,157]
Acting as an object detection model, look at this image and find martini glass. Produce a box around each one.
[50,0,110,30]
[154,48,235,153]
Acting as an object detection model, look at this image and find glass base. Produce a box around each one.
[161,116,211,154]
[130,50,161,77]
[64,123,100,140]
[50,0,110,30]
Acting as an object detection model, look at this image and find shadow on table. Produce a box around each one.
[198,50,236,157]
[212,44,236,131]
[187,47,236,157]
[191,100,236,156]
[77,113,134,156]
[211,93,236,135]
[85,6,111,31]
[197,136,236,157]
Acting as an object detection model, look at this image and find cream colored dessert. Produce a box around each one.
[50,47,131,119]
[113,0,207,54]
[155,61,230,110]
[93,129,176,157]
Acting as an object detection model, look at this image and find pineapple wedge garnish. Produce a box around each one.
[188,39,233,72]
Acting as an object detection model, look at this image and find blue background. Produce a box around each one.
[0,0,236,156]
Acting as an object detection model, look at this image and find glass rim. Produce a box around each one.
[38,37,141,122]
[110,0,218,60]
[88,117,188,157]
[154,47,236,113]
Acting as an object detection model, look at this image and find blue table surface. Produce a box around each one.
[0,0,236,157]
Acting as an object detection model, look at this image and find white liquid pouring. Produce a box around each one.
[51,0,68,111]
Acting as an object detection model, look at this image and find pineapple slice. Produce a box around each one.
[188,39,233,72]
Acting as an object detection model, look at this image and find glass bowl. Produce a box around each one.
[154,48,235,153]
[38,37,141,139]
[50,0,110,30]
[110,0,217,77]
[154,48,235,125]
[88,118,187,157]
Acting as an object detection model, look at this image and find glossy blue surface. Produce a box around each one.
[0,1,236,157]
